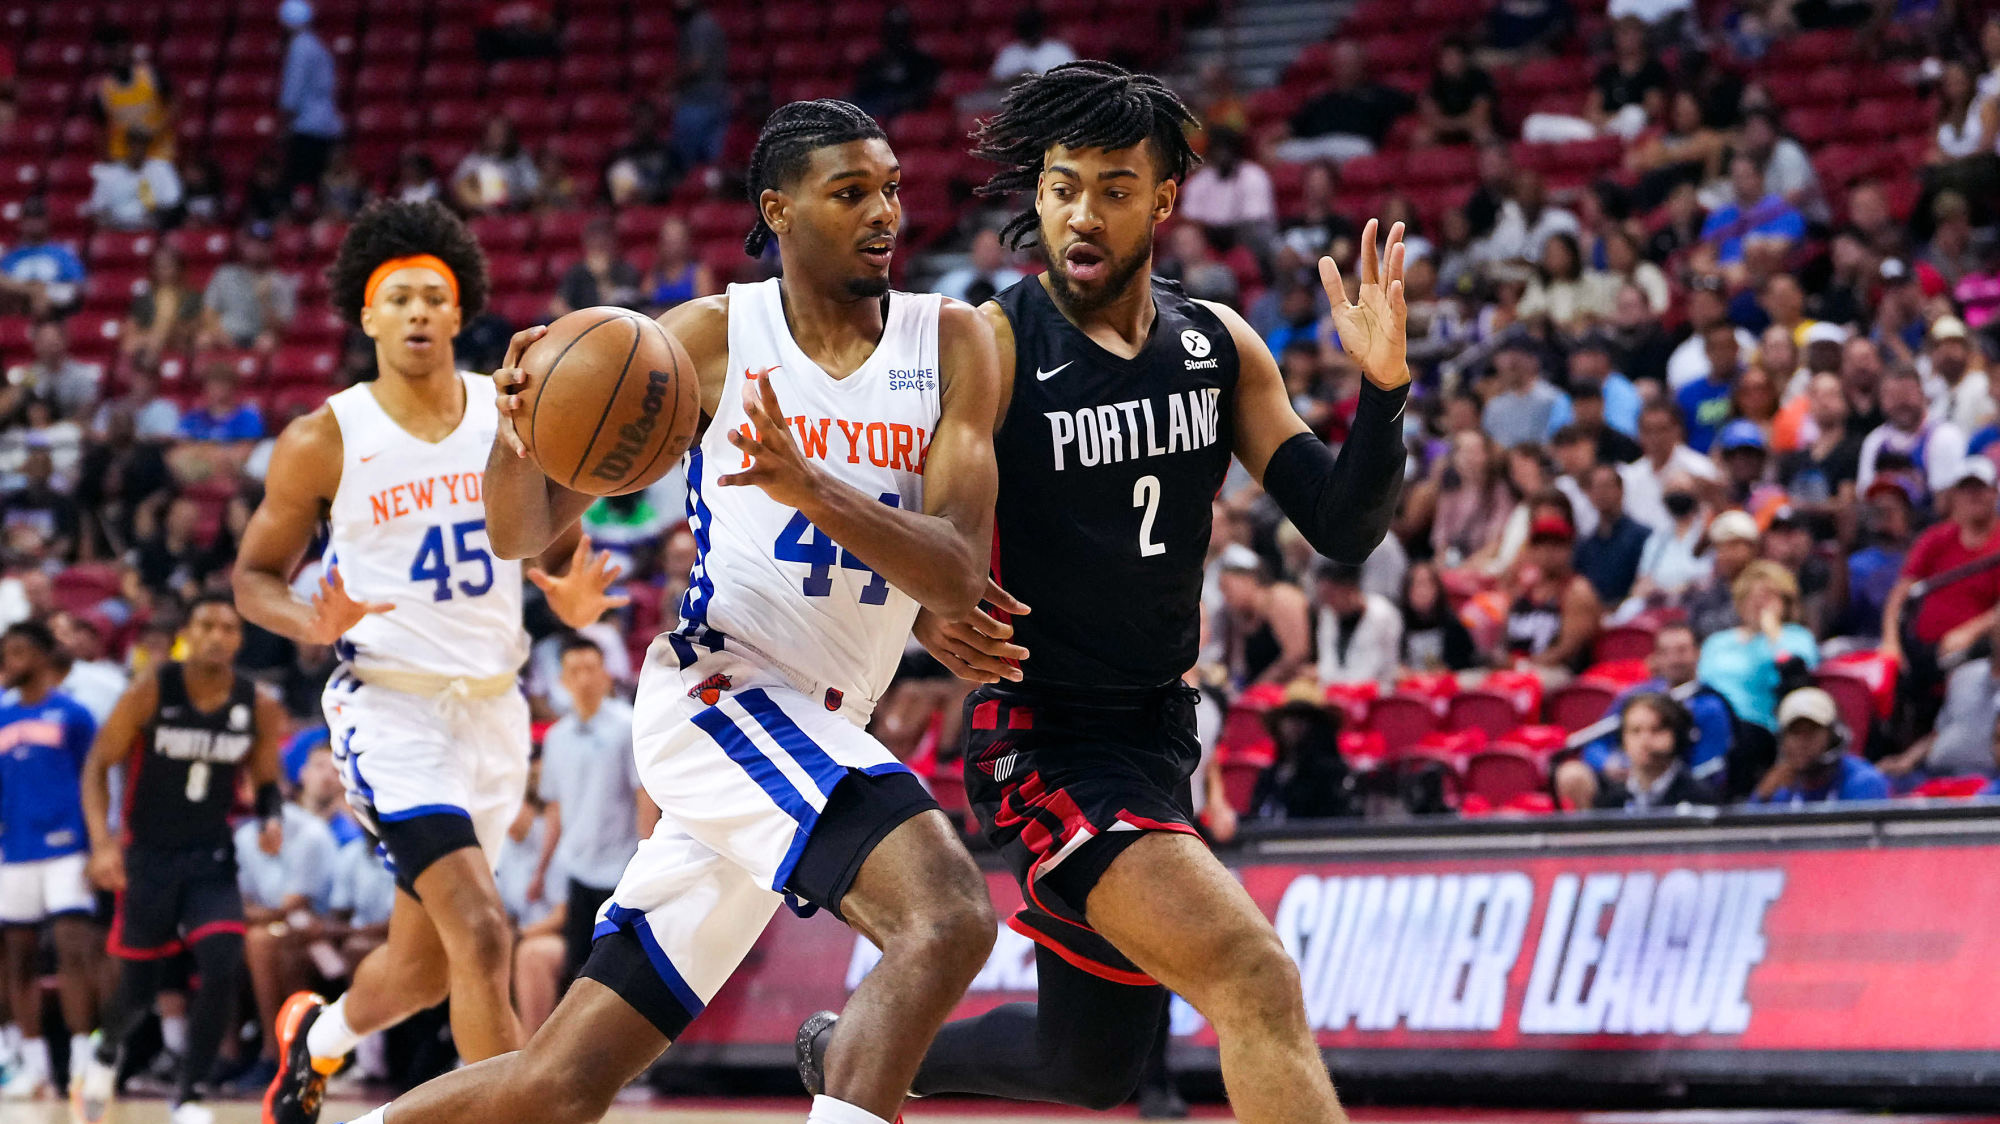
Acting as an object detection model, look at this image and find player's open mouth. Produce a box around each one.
[859,237,894,266]
[405,333,434,350]
[1065,243,1108,282]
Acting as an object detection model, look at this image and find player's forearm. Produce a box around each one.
[795,470,984,618]
[232,565,321,644]
[81,763,114,851]
[1262,381,1410,564]
[484,440,590,560]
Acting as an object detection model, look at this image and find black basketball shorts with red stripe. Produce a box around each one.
[961,680,1203,987]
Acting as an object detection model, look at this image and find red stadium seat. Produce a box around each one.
[350,103,421,145]
[614,205,673,245]
[470,213,537,255]
[265,385,334,423]
[486,252,547,296]
[1848,99,1917,142]
[207,108,278,145]
[87,231,159,269]
[1545,681,1615,733]
[557,54,627,92]
[426,22,479,60]
[421,61,485,100]
[288,309,347,348]
[352,65,412,104]
[1404,145,1477,185]
[488,293,549,329]
[535,210,590,252]
[1768,29,1852,70]
[566,93,628,130]
[689,200,751,241]
[212,71,278,109]
[1362,693,1441,749]
[488,59,555,95]
[226,31,287,67]
[269,346,339,386]
[1445,689,1527,740]
[1811,671,1876,745]
[425,100,487,141]
[630,12,680,48]
[44,157,92,195]
[890,109,957,149]
[1594,623,1657,664]
[499,98,567,142]
[1914,776,1990,799]
[156,36,225,78]
[1338,152,1403,194]
[760,0,827,36]
[1463,747,1547,805]
[1786,105,1846,147]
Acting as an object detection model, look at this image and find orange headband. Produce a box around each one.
[364,254,459,309]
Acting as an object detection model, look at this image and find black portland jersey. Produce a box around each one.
[126,663,257,850]
[991,276,1237,688]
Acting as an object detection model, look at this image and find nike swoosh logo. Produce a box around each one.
[1036,362,1073,381]
[359,452,381,463]
[745,365,780,380]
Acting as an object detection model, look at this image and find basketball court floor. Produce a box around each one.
[0,1101,1992,1124]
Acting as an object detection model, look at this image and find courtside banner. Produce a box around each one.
[676,837,2000,1081]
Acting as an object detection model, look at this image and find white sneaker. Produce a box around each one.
[67,1037,115,1124]
[170,1101,216,1124]
[2,1059,49,1100]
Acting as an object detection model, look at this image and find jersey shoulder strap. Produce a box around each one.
[155,662,188,714]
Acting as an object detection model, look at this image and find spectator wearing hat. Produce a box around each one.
[1311,562,1401,687]
[1880,612,2000,783]
[1714,419,1784,512]
[1686,509,1762,639]
[1771,321,1851,451]
[1621,401,1723,531]
[1749,686,1889,805]
[1858,367,1968,513]
[1501,514,1601,677]
[1882,458,2000,699]
[1840,477,1917,641]
[200,224,296,352]
[1875,258,1931,357]
[1574,463,1651,604]
[1482,340,1570,449]
[1251,681,1357,823]
[1215,545,1312,689]
[1924,315,1991,435]
[1675,322,1744,454]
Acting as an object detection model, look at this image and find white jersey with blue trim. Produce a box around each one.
[672,279,943,716]
[323,372,527,680]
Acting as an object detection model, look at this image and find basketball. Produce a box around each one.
[515,307,700,496]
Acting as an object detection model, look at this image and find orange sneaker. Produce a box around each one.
[262,992,338,1124]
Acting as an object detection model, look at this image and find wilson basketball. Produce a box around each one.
[516,307,700,496]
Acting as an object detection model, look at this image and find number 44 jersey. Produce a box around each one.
[991,276,1239,689]
[323,372,528,680]
[671,279,942,717]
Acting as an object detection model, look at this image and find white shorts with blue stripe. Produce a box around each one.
[322,666,532,875]
[596,636,907,1024]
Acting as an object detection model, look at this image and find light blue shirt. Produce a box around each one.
[495,817,562,928]
[1697,625,1820,731]
[330,838,396,928]
[1545,377,1642,439]
[235,802,337,913]
[537,699,640,890]
[280,31,343,139]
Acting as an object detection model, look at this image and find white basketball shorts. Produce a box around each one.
[0,852,94,925]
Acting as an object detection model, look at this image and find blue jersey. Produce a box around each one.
[0,691,96,862]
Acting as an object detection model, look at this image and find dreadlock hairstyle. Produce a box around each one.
[973,60,1202,250]
[742,100,888,257]
[328,199,490,326]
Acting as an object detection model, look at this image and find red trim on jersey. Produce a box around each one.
[186,919,247,945]
[970,700,1000,730]
[105,892,182,961]
[1113,811,1203,837]
[1006,916,1156,988]
[1007,706,1035,730]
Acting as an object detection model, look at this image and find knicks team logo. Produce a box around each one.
[688,672,732,706]
[824,687,843,712]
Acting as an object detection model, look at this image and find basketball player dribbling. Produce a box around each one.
[333,100,1003,1124]
[798,62,1411,1123]
[231,200,627,1124]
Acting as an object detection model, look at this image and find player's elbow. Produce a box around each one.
[930,563,985,620]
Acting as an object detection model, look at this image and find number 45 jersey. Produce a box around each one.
[323,371,528,681]
[991,276,1239,689]
[672,279,942,718]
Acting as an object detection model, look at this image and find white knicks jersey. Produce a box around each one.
[672,278,943,717]
[323,372,528,680]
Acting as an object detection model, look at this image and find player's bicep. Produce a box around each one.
[924,302,1002,538]
[235,411,339,580]
[1206,301,1311,481]
[88,674,155,774]
[657,295,732,421]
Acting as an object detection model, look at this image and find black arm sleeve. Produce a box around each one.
[1261,381,1411,565]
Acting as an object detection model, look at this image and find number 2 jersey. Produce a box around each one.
[123,662,257,851]
[991,276,1238,688]
[671,278,942,717]
[322,372,527,681]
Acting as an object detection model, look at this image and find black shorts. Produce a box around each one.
[108,845,245,961]
[962,681,1202,987]
[375,812,482,897]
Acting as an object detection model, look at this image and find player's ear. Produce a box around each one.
[758,187,789,238]
[358,303,378,341]
[1153,176,1177,226]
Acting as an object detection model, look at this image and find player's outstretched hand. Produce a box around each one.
[87,845,125,893]
[494,324,549,458]
[305,567,394,646]
[1320,217,1410,391]
[531,533,632,629]
[718,372,820,509]
[914,579,1031,683]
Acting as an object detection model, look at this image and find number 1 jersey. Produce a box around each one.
[323,372,527,680]
[673,279,942,716]
[991,276,1238,689]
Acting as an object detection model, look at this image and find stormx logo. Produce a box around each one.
[1182,328,1218,371]
[888,367,936,391]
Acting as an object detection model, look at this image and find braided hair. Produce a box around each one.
[742,100,888,257]
[973,61,1201,249]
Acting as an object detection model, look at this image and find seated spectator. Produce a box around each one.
[1519,233,1612,338]
[1883,459,2000,699]
[1686,508,1762,638]
[1676,323,1744,454]
[850,6,939,121]
[1858,368,1968,512]
[328,834,395,978]
[91,27,175,164]
[1778,371,1863,511]
[1399,560,1477,673]
[475,0,557,60]
[1840,479,1916,641]
[1311,562,1400,686]
[393,151,442,205]
[1729,366,1781,448]
[1929,58,1985,165]
[494,794,566,1033]
[121,246,202,370]
[1250,683,1356,822]
[1483,0,1572,62]
[1276,40,1413,163]
[1749,686,1889,805]
[1481,339,1570,449]
[1762,504,1842,636]
[1574,463,1651,604]
[0,200,87,318]
[1920,192,1985,294]
[1522,16,1662,143]
[638,216,716,315]
[1926,315,1990,435]
[176,152,225,226]
[1626,474,1711,611]
[604,101,681,207]
[129,494,235,601]
[1587,693,1721,811]
[237,795,338,1087]
[1881,610,2000,783]
[1475,171,1580,266]
[1215,545,1312,688]
[317,143,368,221]
[1412,430,1515,567]
[1550,425,1599,536]
[200,224,296,352]
[1418,37,1496,145]
[3,319,104,421]
[531,143,578,211]
[1699,560,1819,758]
[1700,154,1805,273]
[1666,277,1757,392]
[85,127,181,231]
[1177,130,1275,246]
[669,0,732,169]
[935,229,1024,306]
[1158,224,1239,305]
[989,9,1074,81]
[1736,108,1823,224]
[1277,162,1356,261]
[1569,623,1738,794]
[551,218,641,318]
[1599,229,1670,316]
[1501,515,1602,677]
[1627,91,1727,213]
[1,447,79,562]
[1621,401,1724,530]
[94,365,181,443]
[1604,283,1674,386]
[179,365,265,443]
[452,117,539,214]
[1715,420,1784,511]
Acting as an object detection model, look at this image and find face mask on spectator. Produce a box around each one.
[1663,491,1698,518]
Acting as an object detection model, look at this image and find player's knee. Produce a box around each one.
[1193,929,1303,1029]
[1049,1050,1147,1111]
[437,897,515,973]
[516,1042,618,1123]
[885,898,995,980]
